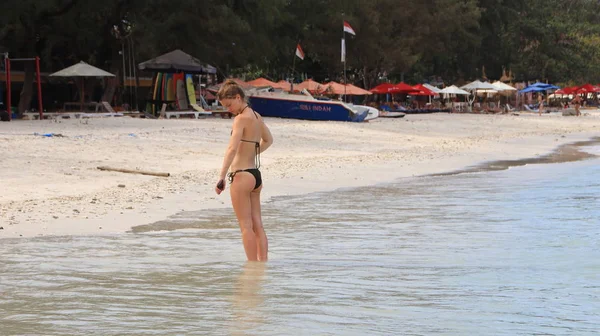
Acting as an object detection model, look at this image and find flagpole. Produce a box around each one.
[291,40,301,92]
[291,48,296,92]
[342,26,347,102]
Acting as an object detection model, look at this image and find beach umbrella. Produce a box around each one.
[321,81,347,95]
[555,86,576,95]
[574,83,600,93]
[369,83,396,94]
[422,83,442,94]
[321,82,373,96]
[491,81,516,92]
[247,77,278,88]
[272,80,292,92]
[345,84,372,95]
[409,84,437,96]
[529,82,560,90]
[439,85,470,110]
[294,79,324,93]
[49,61,115,111]
[460,80,498,93]
[439,85,470,95]
[460,81,498,106]
[138,49,216,74]
[518,86,548,94]
[207,78,253,93]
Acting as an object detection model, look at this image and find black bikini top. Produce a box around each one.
[233,105,261,168]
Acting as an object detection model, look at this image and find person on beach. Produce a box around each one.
[538,94,544,116]
[571,94,582,116]
[215,79,273,261]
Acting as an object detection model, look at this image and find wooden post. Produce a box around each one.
[6,57,11,120]
[35,56,43,119]
[97,166,170,177]
[159,103,167,119]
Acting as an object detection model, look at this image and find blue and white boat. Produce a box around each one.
[248,91,369,122]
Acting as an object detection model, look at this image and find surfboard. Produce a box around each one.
[161,73,167,102]
[173,73,185,109]
[152,73,163,114]
[186,74,205,112]
[166,75,175,101]
[176,79,188,110]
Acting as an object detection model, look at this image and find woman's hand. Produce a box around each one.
[215,179,225,195]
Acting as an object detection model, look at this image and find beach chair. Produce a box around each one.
[524,104,538,113]
[503,104,515,113]
[472,103,483,113]
[101,101,116,113]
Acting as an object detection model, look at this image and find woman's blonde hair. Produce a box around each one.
[217,79,246,101]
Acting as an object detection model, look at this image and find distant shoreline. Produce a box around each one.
[432,137,600,176]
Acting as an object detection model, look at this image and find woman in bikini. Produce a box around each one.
[215,80,273,261]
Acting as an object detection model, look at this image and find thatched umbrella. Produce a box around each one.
[50,61,115,111]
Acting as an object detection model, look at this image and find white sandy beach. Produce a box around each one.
[1,111,599,237]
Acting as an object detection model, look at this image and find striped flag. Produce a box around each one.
[343,21,356,35]
[295,44,305,60]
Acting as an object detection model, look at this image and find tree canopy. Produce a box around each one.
[2,0,600,94]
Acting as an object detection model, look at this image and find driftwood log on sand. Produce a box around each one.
[97,166,170,177]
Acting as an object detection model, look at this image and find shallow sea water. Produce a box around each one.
[1,144,599,336]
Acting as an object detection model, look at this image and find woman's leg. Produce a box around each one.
[250,188,268,261]
[230,173,258,261]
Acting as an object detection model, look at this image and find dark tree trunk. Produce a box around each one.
[18,62,34,115]
[102,68,119,104]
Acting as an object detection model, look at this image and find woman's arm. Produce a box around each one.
[218,117,246,180]
[259,119,273,153]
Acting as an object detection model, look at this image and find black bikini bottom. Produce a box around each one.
[228,168,262,190]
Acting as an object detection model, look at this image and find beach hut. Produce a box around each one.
[138,49,216,74]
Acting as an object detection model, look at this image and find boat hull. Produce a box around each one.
[379,111,406,118]
[249,95,367,122]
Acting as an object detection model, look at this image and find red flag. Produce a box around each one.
[295,44,305,60]
[343,21,356,35]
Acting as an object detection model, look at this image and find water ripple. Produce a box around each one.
[1,157,599,335]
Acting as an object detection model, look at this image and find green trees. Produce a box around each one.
[2,0,600,112]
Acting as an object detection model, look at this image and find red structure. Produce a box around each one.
[3,55,44,120]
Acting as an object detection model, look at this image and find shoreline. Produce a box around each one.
[1,113,599,238]
[433,136,600,176]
